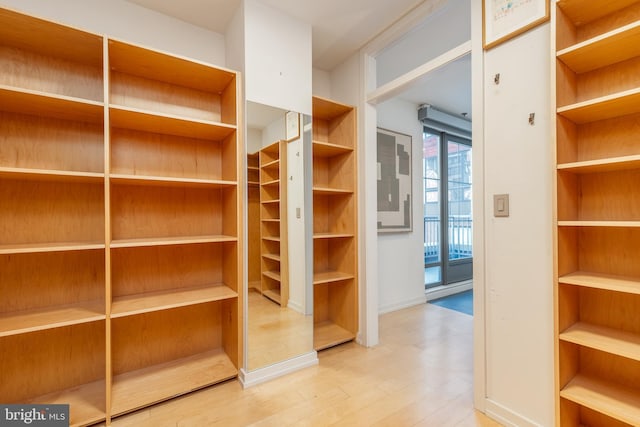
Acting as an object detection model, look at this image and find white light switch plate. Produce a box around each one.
[493,194,509,217]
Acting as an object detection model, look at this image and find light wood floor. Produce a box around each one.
[247,289,313,370]
[108,302,501,426]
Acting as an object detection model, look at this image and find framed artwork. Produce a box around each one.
[483,0,550,50]
[377,128,412,233]
[285,110,300,142]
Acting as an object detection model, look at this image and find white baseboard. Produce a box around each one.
[484,399,543,427]
[239,351,318,388]
[425,280,472,301]
[378,295,427,315]
[287,299,304,314]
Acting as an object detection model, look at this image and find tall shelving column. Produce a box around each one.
[106,40,242,416]
[0,8,107,426]
[259,140,288,306]
[248,153,262,293]
[554,1,640,425]
[311,96,358,350]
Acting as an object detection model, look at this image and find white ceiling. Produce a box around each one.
[126,0,423,71]
[125,0,471,119]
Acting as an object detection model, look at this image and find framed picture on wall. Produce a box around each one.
[482,0,550,50]
[285,110,300,142]
[377,128,412,233]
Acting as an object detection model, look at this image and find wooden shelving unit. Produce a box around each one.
[259,141,288,306]
[107,37,241,419]
[0,7,241,426]
[0,8,106,426]
[247,152,262,293]
[554,1,640,425]
[312,96,358,351]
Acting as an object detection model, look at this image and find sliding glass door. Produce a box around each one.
[423,128,472,288]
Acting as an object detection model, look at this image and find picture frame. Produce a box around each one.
[284,110,300,142]
[483,0,550,50]
[377,128,412,233]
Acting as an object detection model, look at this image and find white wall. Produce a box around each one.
[376,98,427,313]
[329,52,380,346]
[312,67,331,99]
[375,0,469,87]
[481,23,554,427]
[286,123,308,314]
[244,0,312,115]
[225,2,245,73]
[0,0,225,66]
[247,128,262,154]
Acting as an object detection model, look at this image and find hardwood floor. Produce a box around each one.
[107,302,501,426]
[247,289,313,370]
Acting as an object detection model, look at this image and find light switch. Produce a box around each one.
[493,194,509,217]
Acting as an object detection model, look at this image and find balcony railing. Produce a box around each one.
[424,216,472,264]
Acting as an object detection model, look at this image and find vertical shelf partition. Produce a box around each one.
[312,96,358,350]
[554,1,640,425]
[0,7,242,426]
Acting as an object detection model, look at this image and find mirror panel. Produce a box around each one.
[246,101,313,371]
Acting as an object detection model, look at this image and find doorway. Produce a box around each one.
[423,128,472,289]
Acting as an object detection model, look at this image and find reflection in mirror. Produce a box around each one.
[246,101,313,371]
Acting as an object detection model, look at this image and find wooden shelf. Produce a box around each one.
[557,0,638,26]
[110,105,236,141]
[557,21,640,73]
[0,302,104,337]
[29,380,105,427]
[0,167,104,183]
[314,271,354,285]
[560,322,640,362]
[262,289,281,304]
[111,349,237,416]
[0,7,103,66]
[561,374,640,426]
[0,85,103,123]
[558,221,640,228]
[313,141,353,157]
[262,253,281,262]
[108,39,235,95]
[314,320,356,351]
[110,174,236,189]
[313,186,353,195]
[261,199,280,205]
[261,159,280,169]
[559,271,640,295]
[110,235,237,249]
[262,179,280,187]
[312,96,353,120]
[557,88,640,124]
[111,284,237,318]
[557,155,640,174]
[261,236,281,243]
[313,232,355,239]
[263,270,281,282]
[0,241,105,255]
[261,219,280,223]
